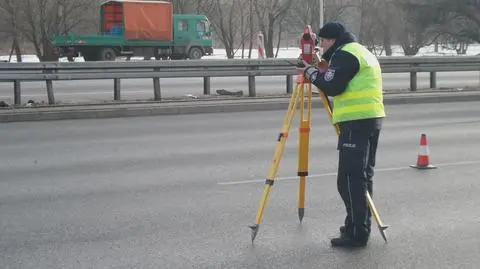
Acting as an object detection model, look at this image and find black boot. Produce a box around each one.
[331,235,368,247]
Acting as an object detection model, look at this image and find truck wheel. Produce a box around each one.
[99,48,116,61]
[188,47,203,59]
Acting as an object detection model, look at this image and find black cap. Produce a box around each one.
[318,21,345,39]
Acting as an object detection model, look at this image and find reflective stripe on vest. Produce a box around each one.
[331,42,386,124]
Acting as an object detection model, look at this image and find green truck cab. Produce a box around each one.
[52,0,214,61]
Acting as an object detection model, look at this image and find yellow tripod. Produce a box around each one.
[249,55,388,244]
[248,71,314,242]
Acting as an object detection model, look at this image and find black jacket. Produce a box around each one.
[305,32,383,131]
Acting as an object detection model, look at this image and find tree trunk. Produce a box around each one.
[383,28,392,56]
[275,24,282,58]
[248,0,253,59]
[13,37,22,62]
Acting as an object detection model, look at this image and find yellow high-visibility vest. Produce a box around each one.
[331,42,386,124]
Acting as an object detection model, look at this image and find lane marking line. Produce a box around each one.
[217,160,480,186]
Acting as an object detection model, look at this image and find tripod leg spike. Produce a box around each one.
[298,208,304,222]
[366,191,389,242]
[249,224,259,243]
[379,225,389,243]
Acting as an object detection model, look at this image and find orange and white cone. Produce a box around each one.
[257,32,265,59]
[410,133,436,169]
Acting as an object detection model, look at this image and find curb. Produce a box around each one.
[1,91,480,122]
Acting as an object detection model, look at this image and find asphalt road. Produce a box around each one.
[2,101,480,268]
[0,71,479,104]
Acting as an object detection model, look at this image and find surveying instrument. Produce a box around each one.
[249,25,389,244]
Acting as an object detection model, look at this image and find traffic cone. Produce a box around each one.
[410,133,436,169]
[257,32,265,59]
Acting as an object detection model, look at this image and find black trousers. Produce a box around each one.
[337,128,380,242]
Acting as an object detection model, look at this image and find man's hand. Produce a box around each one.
[295,59,311,73]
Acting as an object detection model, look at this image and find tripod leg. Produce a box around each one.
[298,82,313,222]
[318,88,389,242]
[366,191,389,242]
[318,90,340,135]
[250,83,303,243]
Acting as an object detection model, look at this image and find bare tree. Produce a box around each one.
[394,1,439,55]
[201,0,258,58]
[172,0,189,13]
[204,0,242,58]
[377,0,395,56]
[290,0,323,32]
[337,0,362,38]
[396,0,479,55]
[0,0,22,61]
[173,0,211,13]
[248,0,255,58]
[253,0,294,58]
[240,4,246,57]
[357,0,380,53]
[432,0,480,43]
[356,0,397,56]
[0,0,98,61]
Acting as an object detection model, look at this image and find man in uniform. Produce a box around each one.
[297,21,386,247]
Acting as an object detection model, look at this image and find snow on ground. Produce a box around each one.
[204,44,480,59]
[0,44,479,62]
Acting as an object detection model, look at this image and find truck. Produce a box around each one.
[51,0,214,61]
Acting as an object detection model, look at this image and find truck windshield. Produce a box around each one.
[196,20,210,33]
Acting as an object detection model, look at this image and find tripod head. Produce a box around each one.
[291,25,327,70]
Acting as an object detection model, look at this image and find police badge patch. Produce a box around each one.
[324,68,335,81]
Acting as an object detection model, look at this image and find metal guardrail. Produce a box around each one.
[0,56,479,105]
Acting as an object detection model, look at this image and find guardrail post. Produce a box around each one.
[410,72,417,91]
[153,68,161,101]
[153,79,161,100]
[248,66,257,97]
[43,67,55,104]
[114,79,121,100]
[430,72,437,89]
[14,80,21,105]
[248,75,256,97]
[46,80,55,104]
[203,77,211,95]
[286,75,293,94]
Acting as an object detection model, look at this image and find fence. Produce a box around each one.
[0,56,479,105]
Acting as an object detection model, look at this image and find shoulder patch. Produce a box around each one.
[324,68,335,81]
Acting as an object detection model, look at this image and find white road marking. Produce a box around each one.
[217,160,480,186]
